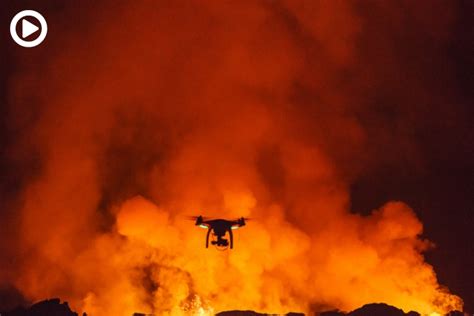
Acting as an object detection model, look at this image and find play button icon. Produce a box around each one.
[10,10,48,48]
[22,19,40,38]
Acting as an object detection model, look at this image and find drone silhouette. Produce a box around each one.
[189,216,248,250]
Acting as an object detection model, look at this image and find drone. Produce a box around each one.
[189,216,248,250]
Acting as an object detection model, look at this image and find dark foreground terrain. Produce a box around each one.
[0,298,465,316]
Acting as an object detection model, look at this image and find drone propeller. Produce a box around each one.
[234,217,252,221]
[185,215,211,221]
[230,217,252,229]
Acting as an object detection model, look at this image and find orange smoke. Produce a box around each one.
[4,1,463,315]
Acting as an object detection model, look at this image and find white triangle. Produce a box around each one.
[22,19,39,38]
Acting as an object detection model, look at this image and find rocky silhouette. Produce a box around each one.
[349,303,421,316]
[1,298,82,316]
[217,312,304,316]
[0,299,465,316]
[319,304,472,316]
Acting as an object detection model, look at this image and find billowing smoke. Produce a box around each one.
[2,1,463,315]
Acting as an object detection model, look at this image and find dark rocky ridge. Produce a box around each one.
[1,298,81,316]
[319,303,420,316]
[0,299,465,316]
[216,311,303,316]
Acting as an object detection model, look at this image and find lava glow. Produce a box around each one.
[3,1,464,315]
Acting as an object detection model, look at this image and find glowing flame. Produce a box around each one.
[4,1,464,315]
[181,295,214,316]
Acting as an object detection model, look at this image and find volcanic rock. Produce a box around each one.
[0,299,466,316]
[2,298,81,316]
[216,312,303,316]
[348,303,420,316]
[319,311,345,316]
[320,303,420,316]
[216,312,266,316]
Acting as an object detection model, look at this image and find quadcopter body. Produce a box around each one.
[191,216,247,249]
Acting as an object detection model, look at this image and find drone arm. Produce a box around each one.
[206,228,211,248]
[229,228,234,249]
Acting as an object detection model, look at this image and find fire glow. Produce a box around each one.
[4,1,464,315]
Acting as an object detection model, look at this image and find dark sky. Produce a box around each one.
[351,1,474,309]
[0,0,473,313]
[350,1,474,308]
[352,1,474,308]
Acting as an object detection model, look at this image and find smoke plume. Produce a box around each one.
[2,1,464,315]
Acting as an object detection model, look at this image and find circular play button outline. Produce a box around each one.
[10,10,48,48]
